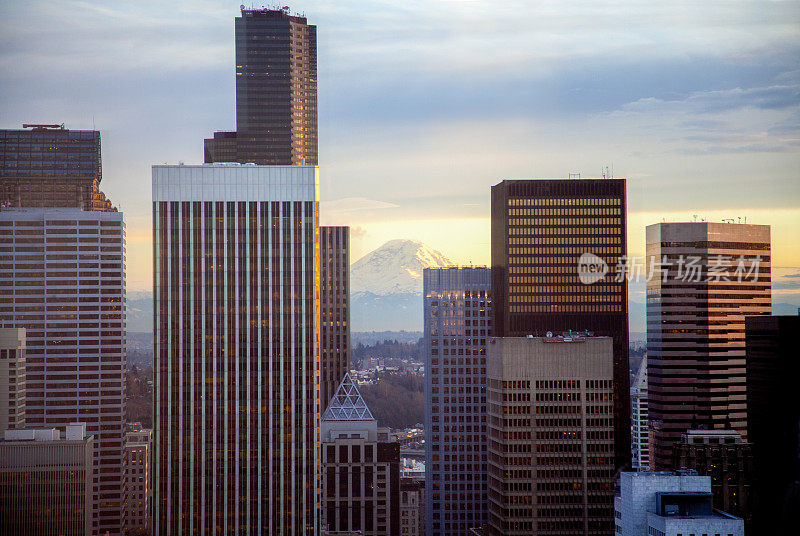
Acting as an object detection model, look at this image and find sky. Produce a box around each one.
[1,0,799,300]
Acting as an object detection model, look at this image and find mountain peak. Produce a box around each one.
[350,239,453,295]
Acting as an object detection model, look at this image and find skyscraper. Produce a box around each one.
[320,225,350,407]
[745,315,800,535]
[205,7,318,166]
[486,335,616,536]
[646,222,770,469]
[0,124,125,535]
[490,178,630,470]
[152,163,319,535]
[423,266,491,536]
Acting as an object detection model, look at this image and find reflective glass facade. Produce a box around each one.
[423,267,491,535]
[205,8,318,166]
[0,125,113,211]
[319,226,349,408]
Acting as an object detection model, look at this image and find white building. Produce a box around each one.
[152,163,319,534]
[631,358,650,471]
[0,328,25,435]
[614,471,744,536]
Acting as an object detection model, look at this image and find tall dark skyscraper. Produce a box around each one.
[745,315,800,535]
[490,178,630,471]
[320,226,350,407]
[646,222,771,469]
[205,7,318,166]
[0,124,126,535]
[152,164,319,535]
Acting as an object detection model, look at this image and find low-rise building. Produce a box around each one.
[321,373,400,535]
[123,428,152,535]
[0,423,93,536]
[614,470,744,536]
[400,476,425,536]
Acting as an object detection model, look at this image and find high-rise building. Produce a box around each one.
[630,358,650,471]
[745,315,800,535]
[673,429,753,528]
[423,266,491,536]
[320,225,350,406]
[490,178,630,471]
[0,124,126,536]
[320,373,400,535]
[152,163,319,535]
[204,7,318,166]
[0,328,26,435]
[646,222,771,469]
[0,423,94,536]
[0,124,113,210]
[486,335,616,536]
[614,470,745,536]
[123,429,152,535]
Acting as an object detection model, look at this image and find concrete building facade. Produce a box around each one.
[0,423,93,536]
[486,336,616,536]
[646,222,771,469]
[0,328,25,435]
[152,164,319,534]
[614,470,744,536]
[631,358,650,471]
[123,429,152,535]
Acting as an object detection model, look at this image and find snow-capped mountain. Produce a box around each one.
[349,239,453,331]
[350,239,453,295]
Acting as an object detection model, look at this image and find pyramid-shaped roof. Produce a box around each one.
[322,373,375,421]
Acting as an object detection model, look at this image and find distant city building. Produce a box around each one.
[400,476,425,536]
[0,423,93,536]
[673,430,753,528]
[0,124,126,535]
[423,266,491,535]
[486,335,616,536]
[0,328,25,435]
[491,178,630,471]
[204,7,317,165]
[0,124,113,210]
[321,373,400,535]
[320,225,351,406]
[152,163,319,534]
[614,470,745,536]
[745,315,800,535]
[646,222,771,469]
[630,358,650,471]
[123,429,152,535]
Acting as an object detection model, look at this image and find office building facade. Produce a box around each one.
[153,163,319,535]
[0,328,26,435]
[745,315,800,535]
[0,125,126,535]
[320,225,350,407]
[486,336,616,536]
[205,7,318,166]
[673,429,753,528]
[0,423,94,536]
[321,373,400,535]
[646,222,771,469]
[423,266,491,535]
[123,429,153,535]
[490,178,630,471]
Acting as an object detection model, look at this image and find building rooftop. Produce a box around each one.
[322,373,375,422]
